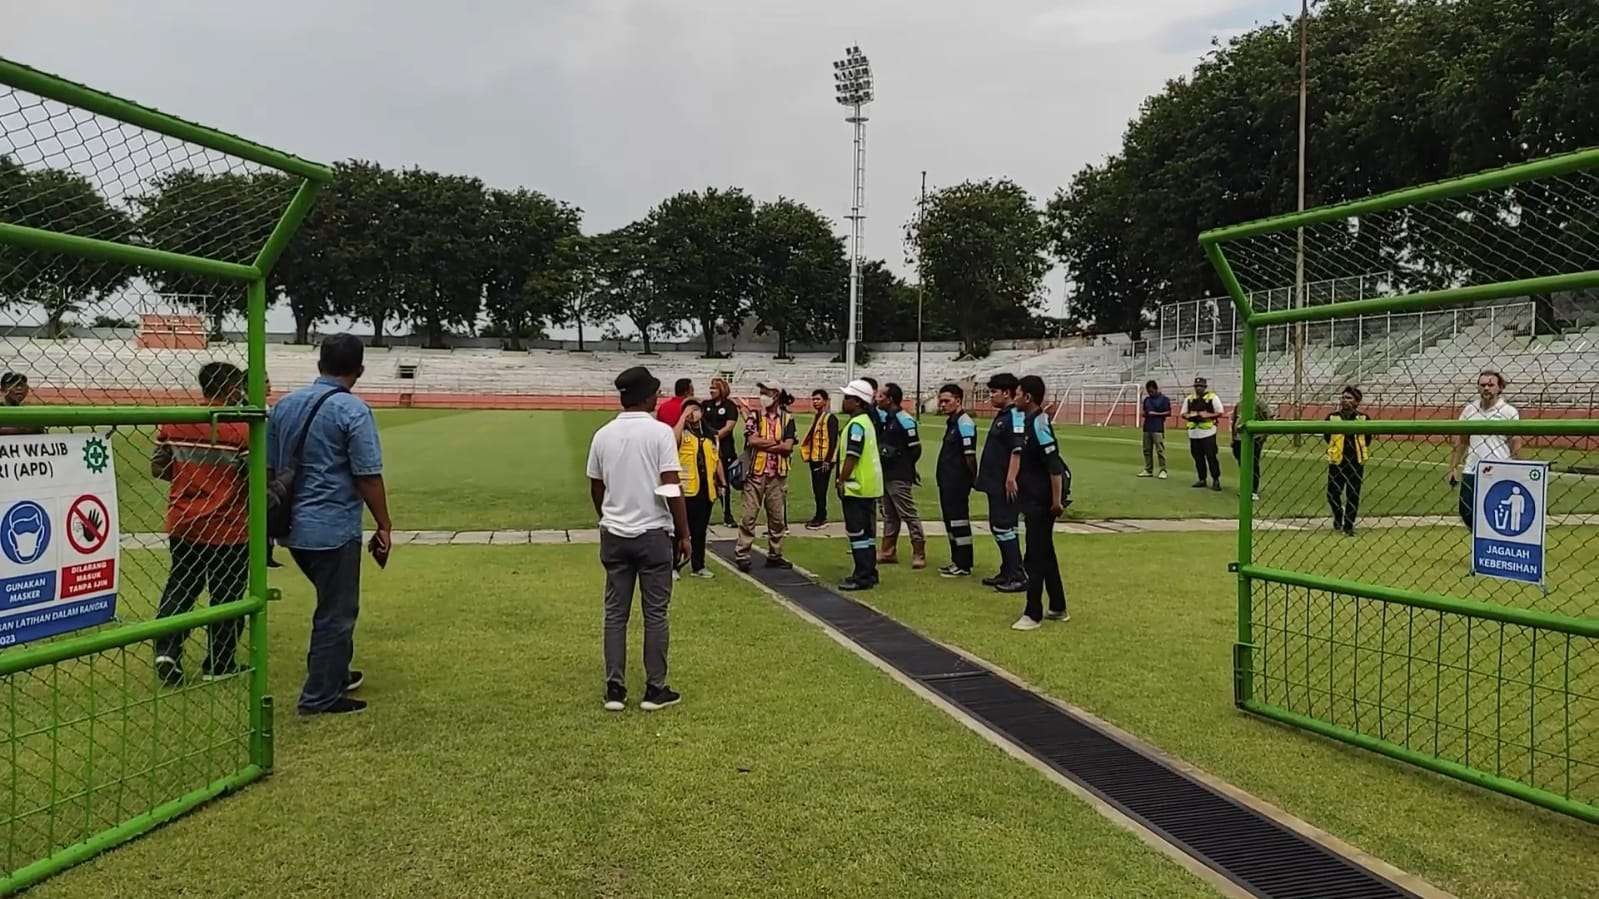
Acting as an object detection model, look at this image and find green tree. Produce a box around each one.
[389,167,489,347]
[541,234,602,351]
[0,157,134,337]
[908,179,1050,357]
[648,187,758,357]
[751,198,849,358]
[133,169,281,337]
[482,187,581,350]
[590,222,679,355]
[1045,160,1153,339]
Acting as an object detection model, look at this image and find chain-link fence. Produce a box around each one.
[1203,148,1599,825]
[0,57,329,891]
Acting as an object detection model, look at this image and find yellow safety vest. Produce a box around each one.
[678,432,720,501]
[1326,413,1371,465]
[1186,391,1221,432]
[799,412,836,463]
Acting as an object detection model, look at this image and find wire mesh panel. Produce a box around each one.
[1203,148,1599,825]
[0,57,329,891]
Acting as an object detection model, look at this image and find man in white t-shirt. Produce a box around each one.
[1447,369,1521,528]
[1179,376,1227,491]
[586,366,692,713]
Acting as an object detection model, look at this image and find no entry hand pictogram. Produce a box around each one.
[66,494,110,554]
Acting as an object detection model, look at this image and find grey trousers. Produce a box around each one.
[1142,431,1167,472]
[600,528,673,689]
[880,479,924,542]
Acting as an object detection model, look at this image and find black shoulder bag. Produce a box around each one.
[266,386,348,539]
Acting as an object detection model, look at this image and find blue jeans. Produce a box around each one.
[291,540,362,711]
[1458,473,1477,528]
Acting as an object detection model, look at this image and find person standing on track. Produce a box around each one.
[1325,386,1372,537]
[700,378,741,527]
[835,380,884,591]
[875,382,926,569]
[1010,375,1070,631]
[1231,395,1272,502]
[1181,376,1225,491]
[935,383,978,578]
[673,399,724,577]
[586,366,691,713]
[1137,380,1170,479]
[799,389,839,530]
[975,373,1027,593]
[733,382,796,572]
[1448,369,1520,528]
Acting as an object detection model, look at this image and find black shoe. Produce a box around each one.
[301,696,367,716]
[838,576,875,591]
[1191,480,1207,488]
[640,685,681,711]
[345,669,365,692]
[201,661,244,682]
[1332,520,1343,532]
[981,573,1006,586]
[603,682,626,712]
[1044,609,1070,621]
[267,557,284,569]
[993,579,1028,594]
[1343,526,1356,537]
[1211,481,1223,491]
[722,517,736,528]
[804,520,826,530]
[736,558,752,573]
[939,566,972,578]
[764,556,793,570]
[155,655,184,687]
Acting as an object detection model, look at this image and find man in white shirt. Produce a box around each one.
[1179,376,1227,491]
[1448,369,1521,528]
[586,366,692,713]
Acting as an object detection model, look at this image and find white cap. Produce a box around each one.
[842,379,874,403]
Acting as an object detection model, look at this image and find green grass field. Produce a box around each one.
[13,407,1598,898]
[31,546,1212,899]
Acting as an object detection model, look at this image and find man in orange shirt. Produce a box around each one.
[152,362,250,686]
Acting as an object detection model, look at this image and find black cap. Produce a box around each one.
[615,366,660,406]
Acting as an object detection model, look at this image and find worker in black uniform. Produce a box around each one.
[1011,374,1070,631]
[975,373,1027,593]
[935,383,978,577]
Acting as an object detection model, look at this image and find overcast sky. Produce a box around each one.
[7,0,1288,335]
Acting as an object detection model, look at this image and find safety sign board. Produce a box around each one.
[0,433,120,648]
[1471,459,1549,586]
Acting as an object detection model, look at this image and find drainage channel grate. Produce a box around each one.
[717,544,1421,899]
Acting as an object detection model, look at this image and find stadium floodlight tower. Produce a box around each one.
[834,45,873,384]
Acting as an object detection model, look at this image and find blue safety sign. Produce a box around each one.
[1471,460,1549,586]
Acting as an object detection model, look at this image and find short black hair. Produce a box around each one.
[986,372,1019,393]
[674,378,693,397]
[812,388,829,401]
[862,377,879,390]
[1342,385,1363,403]
[197,362,245,401]
[938,382,963,400]
[318,333,365,378]
[1145,379,1159,391]
[884,382,904,404]
[1018,375,1046,403]
[1478,369,1506,388]
[682,398,703,412]
[1,372,27,390]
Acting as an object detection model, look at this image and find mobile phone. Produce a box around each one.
[367,532,390,569]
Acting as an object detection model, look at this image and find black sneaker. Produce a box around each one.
[736,558,752,573]
[603,682,626,712]
[765,556,793,570]
[1343,526,1356,537]
[1045,609,1070,621]
[722,517,736,528]
[981,573,1003,586]
[201,661,244,682]
[940,566,972,579]
[1191,480,1207,488]
[993,579,1028,594]
[804,520,826,531]
[640,686,681,711]
[301,696,367,716]
[345,670,365,692]
[1211,481,1223,491]
[838,576,875,591]
[155,655,184,687]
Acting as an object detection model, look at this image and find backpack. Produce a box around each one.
[266,386,348,539]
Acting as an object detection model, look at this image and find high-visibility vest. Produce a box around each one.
[750,411,792,478]
[1326,412,1371,465]
[799,411,836,463]
[1186,391,1220,433]
[836,412,884,499]
[678,432,720,501]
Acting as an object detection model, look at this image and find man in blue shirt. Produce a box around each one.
[1138,379,1170,479]
[268,334,391,716]
[875,382,925,568]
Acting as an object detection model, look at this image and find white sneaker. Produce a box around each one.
[1251,493,1261,501]
[1136,470,1153,478]
[690,569,714,579]
[1010,615,1043,631]
[1157,470,1168,480]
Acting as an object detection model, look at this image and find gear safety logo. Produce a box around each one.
[82,437,109,474]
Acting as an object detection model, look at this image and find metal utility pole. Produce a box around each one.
[915,170,926,417]
[1293,0,1309,439]
[833,46,874,385]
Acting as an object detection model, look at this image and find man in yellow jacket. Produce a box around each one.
[799,389,840,530]
[1325,386,1373,536]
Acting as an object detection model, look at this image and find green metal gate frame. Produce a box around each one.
[0,58,331,892]
[1201,148,1599,826]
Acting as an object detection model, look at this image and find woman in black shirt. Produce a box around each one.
[701,377,742,527]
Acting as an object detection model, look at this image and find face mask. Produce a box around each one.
[764,393,778,409]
